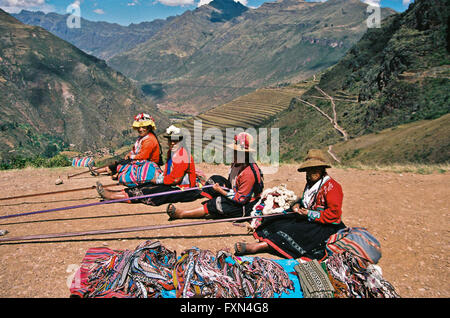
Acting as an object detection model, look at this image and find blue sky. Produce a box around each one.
[0,0,414,26]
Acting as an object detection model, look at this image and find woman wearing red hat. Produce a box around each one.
[166,132,264,220]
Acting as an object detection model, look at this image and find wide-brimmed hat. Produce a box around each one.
[132,113,156,130]
[227,132,256,153]
[163,125,183,142]
[297,149,331,172]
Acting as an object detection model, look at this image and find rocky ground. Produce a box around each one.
[0,163,448,298]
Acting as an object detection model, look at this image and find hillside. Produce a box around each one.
[0,10,169,161]
[109,0,396,115]
[267,0,450,164]
[331,113,450,165]
[12,10,174,61]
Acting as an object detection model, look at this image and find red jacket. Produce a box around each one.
[227,163,263,205]
[128,133,161,163]
[303,177,343,225]
[162,146,196,188]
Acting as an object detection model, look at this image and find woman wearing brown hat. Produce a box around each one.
[234,149,346,260]
[166,132,264,220]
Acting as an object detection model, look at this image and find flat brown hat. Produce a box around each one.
[297,149,331,172]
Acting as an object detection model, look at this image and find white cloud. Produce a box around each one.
[127,0,139,6]
[93,8,104,14]
[157,0,195,6]
[0,0,54,13]
[402,0,412,6]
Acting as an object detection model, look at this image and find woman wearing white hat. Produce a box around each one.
[234,149,346,260]
[166,132,264,220]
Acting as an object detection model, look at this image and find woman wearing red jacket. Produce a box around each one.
[90,113,162,178]
[234,149,346,260]
[96,125,203,206]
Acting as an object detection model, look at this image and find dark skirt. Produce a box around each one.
[201,174,257,219]
[125,184,203,206]
[204,196,258,219]
[254,214,346,260]
[200,175,231,199]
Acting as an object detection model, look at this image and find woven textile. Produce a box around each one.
[117,160,162,187]
[326,227,382,264]
[294,260,334,298]
[71,157,94,168]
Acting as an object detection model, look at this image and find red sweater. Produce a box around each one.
[162,146,196,188]
[304,178,343,225]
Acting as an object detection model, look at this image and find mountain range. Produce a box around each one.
[0,9,169,161]
[109,0,396,114]
[3,0,447,165]
[14,0,396,115]
[13,10,175,61]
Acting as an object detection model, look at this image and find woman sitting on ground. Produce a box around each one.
[96,126,203,206]
[90,113,163,178]
[234,149,346,260]
[166,132,263,220]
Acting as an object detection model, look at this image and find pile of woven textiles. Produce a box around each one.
[70,240,295,298]
[323,251,400,298]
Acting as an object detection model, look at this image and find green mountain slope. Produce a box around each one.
[0,9,169,160]
[269,0,449,164]
[109,0,395,115]
[12,10,173,60]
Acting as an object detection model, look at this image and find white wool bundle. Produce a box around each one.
[249,184,298,231]
[258,184,297,214]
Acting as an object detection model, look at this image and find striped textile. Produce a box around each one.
[71,157,94,167]
[117,160,162,187]
[70,247,119,298]
[325,227,382,265]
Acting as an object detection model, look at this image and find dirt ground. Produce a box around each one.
[0,163,448,298]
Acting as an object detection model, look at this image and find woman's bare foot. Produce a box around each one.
[166,204,206,220]
[234,241,270,256]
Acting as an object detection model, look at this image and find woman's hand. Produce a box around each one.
[292,203,308,216]
[213,183,229,197]
[213,183,223,193]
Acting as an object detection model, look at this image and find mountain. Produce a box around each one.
[109,0,396,115]
[12,10,174,61]
[268,0,450,164]
[0,9,169,160]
